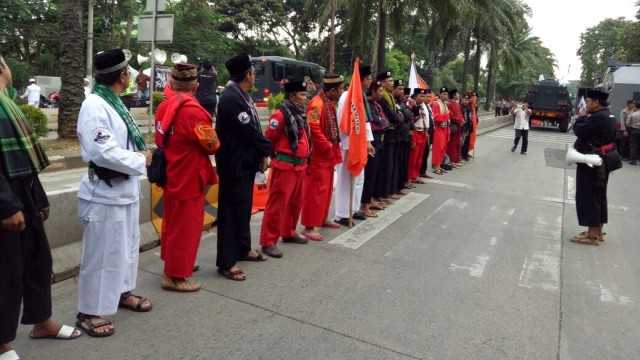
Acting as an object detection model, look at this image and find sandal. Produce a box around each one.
[576,231,606,242]
[570,235,599,246]
[75,313,115,338]
[239,250,268,262]
[301,230,323,241]
[432,169,444,175]
[217,268,246,281]
[362,210,378,218]
[321,221,341,229]
[29,324,82,340]
[161,277,201,292]
[369,205,385,211]
[118,291,153,312]
[410,179,426,184]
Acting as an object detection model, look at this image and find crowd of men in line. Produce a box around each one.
[0,49,482,353]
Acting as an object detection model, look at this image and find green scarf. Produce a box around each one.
[0,92,49,178]
[382,90,397,112]
[92,83,146,150]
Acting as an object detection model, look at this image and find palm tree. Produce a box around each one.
[58,0,85,139]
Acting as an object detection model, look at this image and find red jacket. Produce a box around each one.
[447,101,464,125]
[306,95,343,168]
[265,109,310,171]
[432,100,450,126]
[155,91,219,199]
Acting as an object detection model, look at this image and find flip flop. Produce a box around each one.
[369,205,385,211]
[161,277,201,292]
[321,222,341,229]
[29,324,82,340]
[301,230,323,241]
[217,268,246,281]
[239,251,268,261]
[570,236,599,246]
[362,211,378,218]
[0,350,19,360]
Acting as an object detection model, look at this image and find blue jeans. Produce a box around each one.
[137,89,149,100]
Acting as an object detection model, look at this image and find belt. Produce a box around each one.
[600,143,615,152]
[275,153,306,166]
[438,123,449,128]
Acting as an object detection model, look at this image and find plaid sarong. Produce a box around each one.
[318,90,340,143]
[0,92,49,178]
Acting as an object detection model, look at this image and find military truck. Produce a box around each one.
[524,79,572,132]
[598,61,640,118]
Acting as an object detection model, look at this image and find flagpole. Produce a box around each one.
[348,175,354,228]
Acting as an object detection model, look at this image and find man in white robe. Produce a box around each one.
[20,79,40,107]
[334,65,375,226]
[75,49,152,337]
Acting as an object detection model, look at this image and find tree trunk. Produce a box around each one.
[58,0,85,139]
[473,30,481,93]
[461,26,472,94]
[425,22,438,87]
[122,13,133,49]
[484,45,497,112]
[372,0,386,74]
[329,0,336,72]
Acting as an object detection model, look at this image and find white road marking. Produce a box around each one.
[518,214,561,292]
[424,179,473,189]
[424,198,468,221]
[567,175,575,201]
[329,192,430,249]
[585,281,635,305]
[449,237,498,278]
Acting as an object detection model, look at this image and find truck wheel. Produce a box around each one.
[559,117,569,133]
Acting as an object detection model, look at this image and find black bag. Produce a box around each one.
[147,126,172,186]
[602,148,623,172]
[450,123,459,134]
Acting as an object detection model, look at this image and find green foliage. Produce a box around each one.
[18,105,48,138]
[267,93,285,112]
[384,49,411,82]
[4,57,33,92]
[152,91,165,114]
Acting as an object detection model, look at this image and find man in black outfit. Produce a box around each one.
[195,59,218,117]
[570,89,617,246]
[215,53,273,280]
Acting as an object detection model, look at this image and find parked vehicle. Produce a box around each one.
[524,79,572,132]
[598,61,640,118]
[250,56,325,106]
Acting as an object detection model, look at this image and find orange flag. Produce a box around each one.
[339,57,368,177]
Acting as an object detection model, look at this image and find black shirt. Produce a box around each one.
[195,70,218,105]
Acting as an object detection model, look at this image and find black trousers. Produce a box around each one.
[629,128,640,161]
[513,129,528,153]
[362,143,382,204]
[616,129,630,158]
[396,141,410,191]
[216,173,254,269]
[380,140,397,198]
[420,132,433,174]
[0,176,53,344]
[200,102,217,118]
[461,130,471,160]
[575,164,609,227]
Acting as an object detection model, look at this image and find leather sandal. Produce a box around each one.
[570,235,599,246]
[161,277,201,292]
[118,291,153,311]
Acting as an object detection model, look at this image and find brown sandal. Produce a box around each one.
[570,235,599,246]
[75,313,114,338]
[161,277,201,292]
[217,268,246,281]
[118,291,153,311]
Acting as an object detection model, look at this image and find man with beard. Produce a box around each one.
[259,80,311,258]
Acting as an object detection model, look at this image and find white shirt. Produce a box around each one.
[21,83,41,106]
[512,107,531,130]
[84,86,92,98]
[77,94,147,205]
[337,90,374,150]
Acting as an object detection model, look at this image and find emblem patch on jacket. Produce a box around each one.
[92,127,111,143]
[238,111,250,124]
[269,118,279,129]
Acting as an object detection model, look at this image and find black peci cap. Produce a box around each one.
[225,53,252,76]
[284,81,307,94]
[94,49,128,75]
[376,71,392,81]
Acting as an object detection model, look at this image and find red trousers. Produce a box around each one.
[161,194,205,278]
[259,167,305,246]
[432,126,448,166]
[446,129,462,163]
[409,130,427,180]
[301,166,334,227]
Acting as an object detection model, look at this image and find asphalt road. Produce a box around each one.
[13,125,640,360]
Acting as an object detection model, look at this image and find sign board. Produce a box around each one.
[153,65,172,91]
[137,14,174,43]
[145,0,166,12]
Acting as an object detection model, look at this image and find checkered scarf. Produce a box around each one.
[280,99,309,155]
[318,89,340,143]
[0,92,49,178]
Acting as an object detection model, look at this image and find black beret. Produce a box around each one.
[448,88,458,97]
[412,88,428,96]
[225,53,252,76]
[394,79,404,88]
[94,49,128,75]
[284,81,307,94]
[403,87,411,95]
[359,65,372,78]
[439,86,449,94]
[586,89,609,103]
[376,71,392,81]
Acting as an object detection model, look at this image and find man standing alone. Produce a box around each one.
[195,60,218,117]
[20,79,40,107]
[511,102,531,155]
